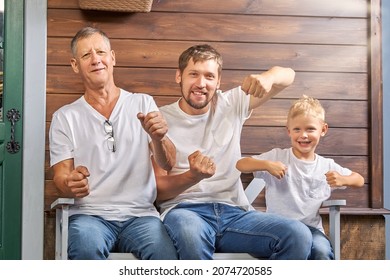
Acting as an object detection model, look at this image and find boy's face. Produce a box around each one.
[287,114,328,160]
[176,58,221,115]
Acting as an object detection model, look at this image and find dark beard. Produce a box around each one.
[183,95,209,109]
[180,84,215,110]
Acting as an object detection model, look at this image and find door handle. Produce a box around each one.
[6,108,21,154]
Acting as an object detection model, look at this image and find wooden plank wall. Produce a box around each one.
[45,0,384,259]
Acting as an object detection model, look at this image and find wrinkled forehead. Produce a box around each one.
[74,33,111,55]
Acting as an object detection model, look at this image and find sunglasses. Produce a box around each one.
[104,120,116,152]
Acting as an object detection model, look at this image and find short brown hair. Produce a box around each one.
[178,44,223,75]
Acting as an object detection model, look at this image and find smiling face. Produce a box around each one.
[287,113,328,160]
[176,58,221,115]
[70,32,116,90]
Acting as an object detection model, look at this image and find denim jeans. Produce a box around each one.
[307,225,334,260]
[163,203,312,260]
[68,214,178,260]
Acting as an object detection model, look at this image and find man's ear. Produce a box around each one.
[70,58,79,74]
[175,69,182,84]
[111,50,116,66]
[321,123,329,136]
[216,76,221,90]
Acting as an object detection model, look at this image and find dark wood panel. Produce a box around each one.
[47,38,368,72]
[47,9,367,45]
[246,99,368,128]
[44,180,60,211]
[241,127,369,155]
[289,72,368,100]
[151,0,369,18]
[46,94,368,128]
[44,211,56,260]
[330,185,370,208]
[45,150,53,180]
[370,0,383,209]
[339,215,385,260]
[47,66,178,95]
[48,0,368,18]
[330,156,369,181]
[46,94,82,121]
[45,0,383,261]
[48,0,79,9]
[46,66,84,94]
[47,66,368,100]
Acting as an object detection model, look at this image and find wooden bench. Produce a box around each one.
[51,178,345,260]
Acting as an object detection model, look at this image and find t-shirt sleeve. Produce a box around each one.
[251,149,278,185]
[222,86,251,125]
[327,158,352,190]
[49,112,74,167]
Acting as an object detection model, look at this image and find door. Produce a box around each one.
[0,0,24,259]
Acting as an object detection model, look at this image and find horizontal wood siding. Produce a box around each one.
[45,0,384,259]
[46,0,372,209]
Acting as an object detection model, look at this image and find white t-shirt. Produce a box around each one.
[49,89,160,220]
[158,87,252,218]
[253,147,351,232]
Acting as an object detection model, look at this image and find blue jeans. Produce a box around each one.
[163,203,312,260]
[307,225,334,260]
[68,214,178,260]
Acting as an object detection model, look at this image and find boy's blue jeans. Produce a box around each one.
[308,225,335,260]
[163,203,312,260]
[68,214,178,260]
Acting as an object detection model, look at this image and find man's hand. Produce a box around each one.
[188,150,216,181]
[242,67,295,110]
[65,165,90,198]
[137,111,168,141]
[241,73,274,98]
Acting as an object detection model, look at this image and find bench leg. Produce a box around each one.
[55,206,69,260]
[329,205,341,260]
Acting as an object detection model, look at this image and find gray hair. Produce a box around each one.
[70,27,111,57]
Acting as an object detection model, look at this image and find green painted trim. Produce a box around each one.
[0,0,24,260]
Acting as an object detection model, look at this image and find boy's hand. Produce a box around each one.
[325,171,344,187]
[267,161,287,179]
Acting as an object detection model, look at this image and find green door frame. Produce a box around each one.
[0,0,24,259]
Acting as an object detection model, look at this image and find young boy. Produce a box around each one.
[236,95,364,260]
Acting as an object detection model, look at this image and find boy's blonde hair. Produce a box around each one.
[287,95,325,125]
